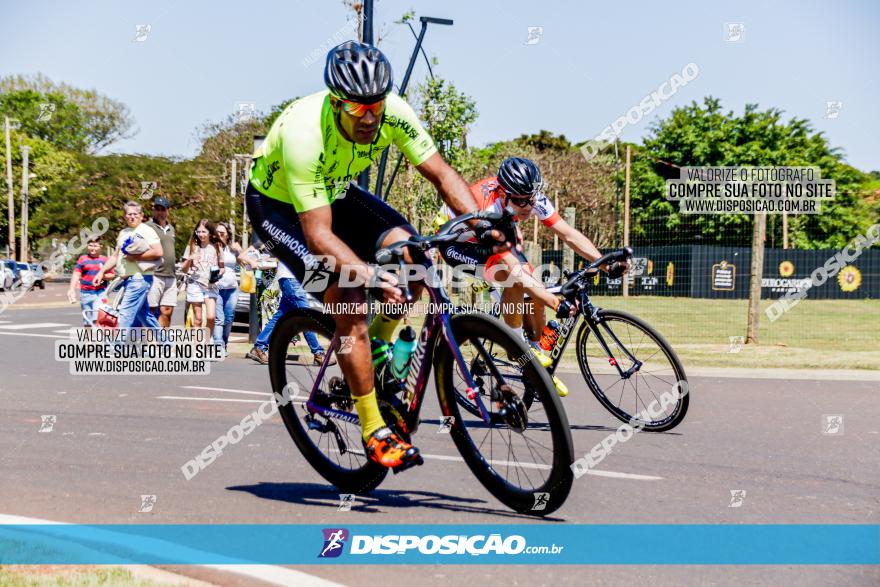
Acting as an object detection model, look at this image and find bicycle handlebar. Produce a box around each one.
[559,246,634,298]
[374,207,519,302]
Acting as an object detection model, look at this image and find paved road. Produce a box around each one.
[1,302,878,586]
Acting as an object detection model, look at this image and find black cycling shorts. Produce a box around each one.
[246,181,416,302]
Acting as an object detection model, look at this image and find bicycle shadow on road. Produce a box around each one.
[419,416,676,435]
[227,481,566,521]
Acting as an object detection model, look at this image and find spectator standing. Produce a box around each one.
[212,222,254,347]
[245,260,330,366]
[145,197,178,327]
[93,201,163,329]
[181,219,224,334]
[67,237,113,326]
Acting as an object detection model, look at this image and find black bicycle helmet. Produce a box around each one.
[497,157,543,196]
[324,41,393,103]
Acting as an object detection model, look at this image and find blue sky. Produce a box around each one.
[3,0,878,170]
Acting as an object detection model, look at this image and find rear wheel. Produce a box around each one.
[576,309,688,432]
[434,312,574,516]
[268,309,387,494]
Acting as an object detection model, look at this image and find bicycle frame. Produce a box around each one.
[300,279,496,436]
[542,287,644,380]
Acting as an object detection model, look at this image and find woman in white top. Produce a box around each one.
[181,219,224,334]
[213,222,254,347]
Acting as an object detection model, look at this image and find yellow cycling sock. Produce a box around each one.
[368,312,400,341]
[355,389,386,440]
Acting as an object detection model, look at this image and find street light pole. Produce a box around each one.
[229,158,237,241]
[375,16,453,198]
[234,153,253,248]
[20,145,30,262]
[5,116,16,260]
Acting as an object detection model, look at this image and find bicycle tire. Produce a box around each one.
[268,309,388,494]
[434,312,574,516]
[575,309,689,432]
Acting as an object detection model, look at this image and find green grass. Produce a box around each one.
[0,566,169,586]
[232,293,879,371]
[445,291,879,370]
[585,296,878,351]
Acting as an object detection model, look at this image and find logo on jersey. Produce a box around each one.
[319,528,349,558]
[444,247,479,266]
[262,160,281,190]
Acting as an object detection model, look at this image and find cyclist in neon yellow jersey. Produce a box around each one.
[247,41,510,471]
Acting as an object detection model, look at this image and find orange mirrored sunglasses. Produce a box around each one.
[340,99,386,118]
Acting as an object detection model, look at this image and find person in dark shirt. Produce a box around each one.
[67,237,113,326]
[145,197,178,327]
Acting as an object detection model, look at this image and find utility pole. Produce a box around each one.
[233,154,253,246]
[782,211,789,249]
[357,0,375,192]
[553,195,559,250]
[374,15,453,198]
[229,158,237,241]
[622,145,632,298]
[5,116,17,260]
[20,145,30,262]
[746,213,767,343]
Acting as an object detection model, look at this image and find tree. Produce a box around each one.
[629,97,876,248]
[382,76,478,231]
[0,73,136,152]
[465,134,618,250]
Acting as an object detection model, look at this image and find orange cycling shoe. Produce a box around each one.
[364,427,423,470]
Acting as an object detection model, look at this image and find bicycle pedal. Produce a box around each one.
[390,455,424,474]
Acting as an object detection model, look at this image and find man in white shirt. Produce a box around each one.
[94,201,163,329]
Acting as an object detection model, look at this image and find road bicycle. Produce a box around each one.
[471,248,689,432]
[266,210,575,515]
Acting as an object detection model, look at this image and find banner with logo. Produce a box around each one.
[545,246,879,299]
[1,524,877,564]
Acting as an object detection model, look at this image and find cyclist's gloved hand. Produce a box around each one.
[555,299,575,318]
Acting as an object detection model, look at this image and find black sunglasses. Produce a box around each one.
[507,195,535,207]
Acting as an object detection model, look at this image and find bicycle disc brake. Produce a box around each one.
[493,384,528,433]
[303,376,353,453]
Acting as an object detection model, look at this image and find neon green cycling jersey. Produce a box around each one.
[249,90,437,213]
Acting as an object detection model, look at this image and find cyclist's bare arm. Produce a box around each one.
[299,204,404,304]
[416,153,477,216]
[417,153,511,253]
[494,251,569,312]
[550,219,602,262]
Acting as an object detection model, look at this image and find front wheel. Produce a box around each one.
[576,309,689,432]
[269,309,388,494]
[434,312,574,516]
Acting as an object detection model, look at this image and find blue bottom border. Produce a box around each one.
[0,524,877,564]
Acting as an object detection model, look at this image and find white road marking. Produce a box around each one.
[157,396,266,404]
[0,514,347,587]
[0,322,68,330]
[180,385,272,397]
[326,448,662,480]
[0,331,67,339]
[164,388,659,479]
